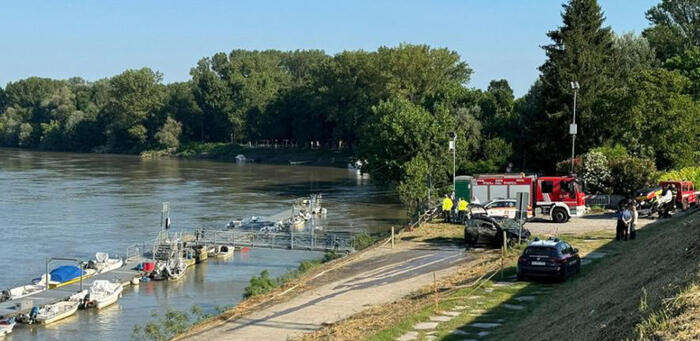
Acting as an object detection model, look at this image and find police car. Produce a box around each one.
[516,238,581,281]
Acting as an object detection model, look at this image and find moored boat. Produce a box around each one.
[88,253,124,274]
[34,301,80,324]
[2,283,46,301]
[165,259,187,281]
[86,280,123,309]
[0,317,15,336]
[34,266,96,289]
[209,245,234,258]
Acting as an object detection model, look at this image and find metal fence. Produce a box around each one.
[197,228,357,252]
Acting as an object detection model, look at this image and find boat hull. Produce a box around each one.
[36,302,79,324]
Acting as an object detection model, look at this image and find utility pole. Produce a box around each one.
[570,81,580,174]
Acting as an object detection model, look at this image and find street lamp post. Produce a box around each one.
[570,81,580,174]
[449,132,457,195]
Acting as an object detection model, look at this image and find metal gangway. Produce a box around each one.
[193,228,358,253]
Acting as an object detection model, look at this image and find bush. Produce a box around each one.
[155,117,182,149]
[609,156,658,196]
[243,270,278,298]
[352,232,377,251]
[581,151,612,194]
[658,167,700,187]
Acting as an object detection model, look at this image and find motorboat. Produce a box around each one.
[86,280,123,309]
[34,300,80,324]
[193,245,208,263]
[165,259,187,281]
[33,266,96,289]
[2,283,45,301]
[149,262,168,281]
[88,253,124,274]
[209,245,234,258]
[0,318,15,336]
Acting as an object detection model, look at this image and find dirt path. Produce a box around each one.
[185,244,472,341]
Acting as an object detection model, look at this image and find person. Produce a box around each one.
[457,198,469,223]
[621,205,632,241]
[616,201,632,241]
[441,195,453,222]
[630,203,638,240]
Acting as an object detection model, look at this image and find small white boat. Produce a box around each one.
[0,318,15,336]
[165,259,187,281]
[209,245,234,258]
[88,252,124,274]
[3,283,46,301]
[87,280,123,309]
[35,301,80,324]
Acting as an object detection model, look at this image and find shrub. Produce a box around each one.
[155,117,182,149]
[243,270,278,298]
[352,232,377,251]
[581,151,612,194]
[608,156,658,196]
[658,167,700,187]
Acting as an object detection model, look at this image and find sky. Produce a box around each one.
[1,0,658,97]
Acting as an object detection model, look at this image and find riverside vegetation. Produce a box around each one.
[1,0,697,214]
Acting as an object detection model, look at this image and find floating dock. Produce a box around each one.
[0,259,143,319]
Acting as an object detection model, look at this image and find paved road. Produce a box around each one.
[186,245,471,341]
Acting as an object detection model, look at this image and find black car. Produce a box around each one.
[516,238,581,281]
[464,215,530,248]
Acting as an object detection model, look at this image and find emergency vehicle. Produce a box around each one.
[455,174,586,223]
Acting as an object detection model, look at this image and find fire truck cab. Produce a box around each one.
[460,174,586,223]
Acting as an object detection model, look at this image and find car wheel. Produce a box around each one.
[552,207,568,223]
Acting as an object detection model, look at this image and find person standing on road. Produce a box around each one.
[457,198,468,223]
[630,204,638,240]
[442,195,453,222]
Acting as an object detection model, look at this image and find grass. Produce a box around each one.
[353,231,613,341]
[244,251,342,298]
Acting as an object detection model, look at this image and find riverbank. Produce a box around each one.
[141,143,353,168]
[302,210,698,341]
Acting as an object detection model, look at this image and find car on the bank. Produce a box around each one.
[516,238,581,281]
[464,215,530,248]
[481,199,533,219]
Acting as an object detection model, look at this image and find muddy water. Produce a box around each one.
[0,148,405,340]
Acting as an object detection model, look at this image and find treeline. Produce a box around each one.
[0,0,697,211]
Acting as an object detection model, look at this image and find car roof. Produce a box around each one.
[486,198,515,204]
[528,240,560,247]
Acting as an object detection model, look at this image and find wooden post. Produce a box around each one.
[391,226,395,249]
[433,272,438,313]
[501,230,507,279]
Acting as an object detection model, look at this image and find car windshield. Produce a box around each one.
[524,246,558,257]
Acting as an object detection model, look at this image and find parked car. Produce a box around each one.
[481,198,533,219]
[517,238,581,281]
[464,215,530,248]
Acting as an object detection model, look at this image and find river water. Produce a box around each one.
[0,148,404,340]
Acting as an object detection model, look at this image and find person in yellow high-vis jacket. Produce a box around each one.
[441,195,453,221]
[457,198,469,222]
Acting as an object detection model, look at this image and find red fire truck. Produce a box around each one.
[463,174,587,223]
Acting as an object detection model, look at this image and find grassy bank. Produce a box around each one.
[170,142,352,167]
[302,211,699,340]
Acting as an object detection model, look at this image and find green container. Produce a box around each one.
[455,176,472,202]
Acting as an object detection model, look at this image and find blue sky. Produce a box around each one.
[1,0,657,96]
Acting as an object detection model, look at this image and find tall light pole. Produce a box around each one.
[449,132,457,195]
[570,81,580,174]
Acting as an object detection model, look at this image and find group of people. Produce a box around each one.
[441,194,469,223]
[616,200,638,241]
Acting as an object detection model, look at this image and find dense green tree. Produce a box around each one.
[155,117,182,149]
[664,47,700,98]
[100,68,165,152]
[163,82,203,143]
[643,0,700,63]
[537,0,615,171]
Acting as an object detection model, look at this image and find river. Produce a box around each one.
[0,148,404,340]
